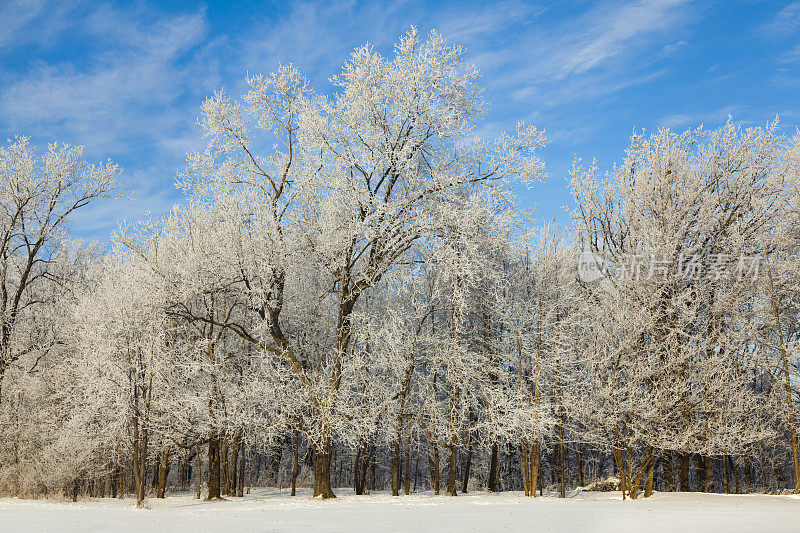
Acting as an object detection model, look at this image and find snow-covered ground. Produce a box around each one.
[2,489,799,532]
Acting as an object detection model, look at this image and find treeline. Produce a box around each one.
[1,30,799,507]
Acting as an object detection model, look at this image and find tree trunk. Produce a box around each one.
[413,445,420,493]
[111,465,119,499]
[744,454,753,493]
[558,431,566,498]
[461,440,473,493]
[368,444,376,492]
[391,421,401,496]
[488,442,499,492]
[538,455,543,496]
[531,441,541,497]
[723,455,729,494]
[703,455,714,493]
[313,440,335,499]
[207,433,222,500]
[179,451,188,492]
[237,445,245,497]
[679,453,690,491]
[521,437,530,496]
[429,443,440,495]
[230,435,240,496]
[132,416,148,508]
[156,446,170,498]
[644,461,655,497]
[291,431,299,496]
[332,445,339,488]
[117,463,125,499]
[152,455,160,491]
[221,437,229,496]
[404,430,412,495]
[445,446,458,496]
[195,444,202,499]
[354,439,372,495]
[247,452,254,495]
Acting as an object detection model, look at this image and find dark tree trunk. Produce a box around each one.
[113,464,122,499]
[391,423,401,496]
[291,432,299,496]
[152,455,160,490]
[729,455,740,494]
[445,446,458,496]
[575,447,584,487]
[679,453,690,491]
[313,440,335,499]
[644,461,655,497]
[157,447,170,498]
[354,439,371,495]
[195,444,202,499]
[413,445,420,493]
[207,433,222,500]
[230,435,240,496]
[488,442,500,492]
[461,441,473,493]
[428,443,440,495]
[744,454,753,492]
[179,451,189,492]
[368,444,376,492]
[237,445,245,497]
[723,455,730,494]
[558,435,566,498]
[521,438,531,496]
[221,437,230,496]
[703,455,714,492]
[531,442,541,497]
[118,464,125,499]
[404,430,412,495]
[538,454,543,496]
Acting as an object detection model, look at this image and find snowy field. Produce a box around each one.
[2,489,799,532]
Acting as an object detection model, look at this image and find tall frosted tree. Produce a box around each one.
[0,138,120,399]
[165,29,546,498]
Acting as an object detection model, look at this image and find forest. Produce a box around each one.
[1,30,799,510]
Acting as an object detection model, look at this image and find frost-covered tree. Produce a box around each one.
[570,120,794,498]
[164,28,545,498]
[0,137,120,398]
[71,252,173,507]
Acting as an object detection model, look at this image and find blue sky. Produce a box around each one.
[1,0,799,243]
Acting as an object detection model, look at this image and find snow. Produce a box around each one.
[2,490,799,532]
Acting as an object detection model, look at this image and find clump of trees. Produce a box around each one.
[1,30,800,507]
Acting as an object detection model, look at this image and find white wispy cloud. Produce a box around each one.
[0,0,63,48]
[0,7,210,152]
[0,4,220,239]
[659,106,740,129]
[778,43,800,63]
[554,0,688,77]
[760,1,800,38]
